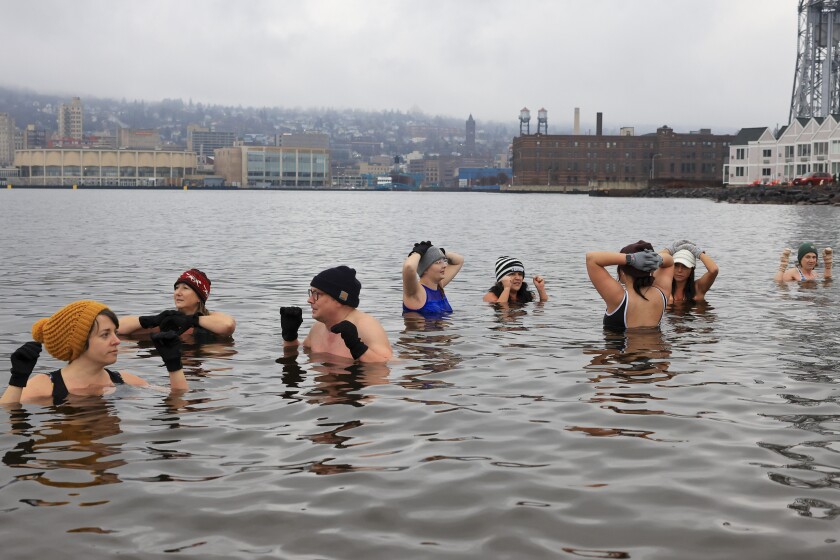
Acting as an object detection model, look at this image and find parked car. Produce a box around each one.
[792,172,834,186]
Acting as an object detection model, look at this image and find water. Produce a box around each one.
[0,190,839,559]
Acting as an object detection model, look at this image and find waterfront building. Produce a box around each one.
[0,112,15,166]
[118,128,162,149]
[186,125,236,157]
[58,97,83,144]
[214,145,329,188]
[13,148,197,187]
[458,167,512,190]
[22,124,47,149]
[511,125,734,187]
[277,132,329,150]
[725,115,840,185]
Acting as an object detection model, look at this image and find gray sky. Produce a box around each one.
[5,0,797,132]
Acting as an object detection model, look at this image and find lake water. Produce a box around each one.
[0,189,838,559]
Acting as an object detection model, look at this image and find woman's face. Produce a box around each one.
[85,315,120,365]
[800,252,818,271]
[423,258,448,282]
[174,283,201,312]
[507,271,524,290]
[673,263,693,282]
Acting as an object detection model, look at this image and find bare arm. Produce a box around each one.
[533,275,549,302]
[440,251,464,288]
[653,251,674,300]
[586,252,626,310]
[117,315,146,336]
[402,253,425,308]
[197,311,236,336]
[694,253,719,295]
[824,247,833,280]
[357,320,393,363]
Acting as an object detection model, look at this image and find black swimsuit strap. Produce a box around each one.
[49,368,125,406]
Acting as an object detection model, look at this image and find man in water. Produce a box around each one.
[279,266,392,362]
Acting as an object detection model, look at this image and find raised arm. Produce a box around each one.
[533,275,549,302]
[439,250,464,288]
[824,247,833,280]
[774,248,796,282]
[586,252,627,310]
[151,332,188,392]
[652,251,674,300]
[0,342,42,405]
[695,252,719,295]
[402,252,425,308]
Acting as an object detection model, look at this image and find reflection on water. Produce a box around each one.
[3,401,124,489]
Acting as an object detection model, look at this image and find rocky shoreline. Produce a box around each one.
[634,185,840,205]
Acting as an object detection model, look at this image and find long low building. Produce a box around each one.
[214,145,329,187]
[14,148,197,186]
[726,117,840,185]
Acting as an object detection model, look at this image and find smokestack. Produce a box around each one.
[574,107,580,135]
[596,112,603,136]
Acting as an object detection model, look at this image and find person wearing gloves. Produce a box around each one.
[774,242,833,282]
[661,240,719,304]
[402,241,464,316]
[1,300,186,406]
[586,240,674,331]
[483,256,549,304]
[279,266,392,363]
[117,268,236,337]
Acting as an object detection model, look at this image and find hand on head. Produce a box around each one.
[409,241,433,257]
[628,249,663,272]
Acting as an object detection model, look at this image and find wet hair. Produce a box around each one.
[671,267,696,302]
[489,281,535,303]
[82,309,120,354]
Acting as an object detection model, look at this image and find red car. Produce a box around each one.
[792,172,834,186]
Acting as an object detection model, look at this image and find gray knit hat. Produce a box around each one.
[418,247,446,276]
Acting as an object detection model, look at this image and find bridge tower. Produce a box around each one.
[790,0,840,120]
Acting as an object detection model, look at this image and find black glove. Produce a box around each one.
[409,240,433,257]
[139,309,181,329]
[159,311,200,334]
[9,341,42,388]
[330,320,369,360]
[280,306,303,342]
[151,331,183,372]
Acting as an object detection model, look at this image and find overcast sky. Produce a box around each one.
[5,0,798,133]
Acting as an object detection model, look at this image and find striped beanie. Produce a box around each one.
[31,300,110,362]
[495,256,525,283]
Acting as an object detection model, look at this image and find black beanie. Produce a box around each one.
[311,266,361,308]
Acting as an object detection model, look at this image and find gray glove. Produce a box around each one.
[675,241,703,259]
[628,249,663,272]
[668,239,694,255]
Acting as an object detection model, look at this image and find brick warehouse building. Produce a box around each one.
[511,125,734,187]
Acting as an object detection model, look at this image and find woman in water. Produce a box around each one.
[662,240,719,304]
[483,256,549,303]
[586,240,674,331]
[117,268,236,337]
[1,300,186,405]
[402,241,464,317]
[775,242,833,282]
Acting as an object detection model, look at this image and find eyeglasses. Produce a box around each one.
[434,258,448,265]
[308,288,322,301]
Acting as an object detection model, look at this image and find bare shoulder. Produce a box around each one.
[119,371,149,387]
[22,373,54,399]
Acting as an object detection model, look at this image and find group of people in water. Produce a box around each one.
[0,239,832,406]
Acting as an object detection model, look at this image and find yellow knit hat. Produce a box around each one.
[31,300,110,362]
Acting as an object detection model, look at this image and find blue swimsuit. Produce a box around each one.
[403,285,453,316]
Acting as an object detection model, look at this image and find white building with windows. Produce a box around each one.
[727,117,840,185]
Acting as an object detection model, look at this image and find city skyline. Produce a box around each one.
[3,0,796,133]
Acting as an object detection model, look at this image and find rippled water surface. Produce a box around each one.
[1,190,839,559]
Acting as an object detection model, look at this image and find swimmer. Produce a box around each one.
[402,241,464,316]
[117,268,236,337]
[279,266,392,363]
[1,300,187,405]
[774,242,833,282]
[662,240,719,304]
[483,256,549,303]
[586,240,674,331]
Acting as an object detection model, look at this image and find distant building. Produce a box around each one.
[14,148,197,186]
[58,97,83,143]
[214,145,329,187]
[187,125,236,157]
[465,114,476,157]
[22,124,47,149]
[511,125,733,186]
[0,112,15,166]
[118,128,161,149]
[725,115,840,185]
[277,132,330,150]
